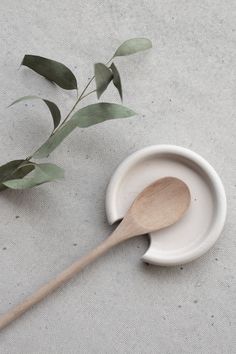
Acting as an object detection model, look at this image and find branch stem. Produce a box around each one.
[57,56,113,129]
[59,75,95,127]
[28,55,114,160]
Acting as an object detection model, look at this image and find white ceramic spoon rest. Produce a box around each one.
[106,145,227,266]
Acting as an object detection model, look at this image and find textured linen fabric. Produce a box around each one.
[0,0,235,353]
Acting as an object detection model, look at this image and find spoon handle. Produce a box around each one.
[0,231,122,331]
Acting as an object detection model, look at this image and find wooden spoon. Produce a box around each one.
[0,177,190,330]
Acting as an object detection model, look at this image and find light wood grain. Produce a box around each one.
[0,177,190,331]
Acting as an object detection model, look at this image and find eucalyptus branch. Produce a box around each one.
[0,37,152,191]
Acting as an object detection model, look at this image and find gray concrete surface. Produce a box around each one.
[0,1,235,353]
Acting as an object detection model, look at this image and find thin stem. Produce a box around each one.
[59,75,95,127]
[106,56,114,65]
[80,89,97,100]
[58,56,113,129]
[30,55,114,157]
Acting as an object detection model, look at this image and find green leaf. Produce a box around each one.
[33,103,136,159]
[33,119,78,158]
[3,163,64,189]
[0,160,24,182]
[0,160,34,191]
[21,55,77,90]
[94,63,113,99]
[110,63,122,101]
[9,96,61,130]
[114,38,152,57]
[71,102,136,128]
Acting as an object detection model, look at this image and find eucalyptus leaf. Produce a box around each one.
[13,163,35,179]
[9,96,61,130]
[22,55,77,90]
[114,38,152,57]
[3,163,64,189]
[33,119,78,158]
[0,160,34,191]
[94,63,113,99]
[0,160,24,182]
[110,63,122,101]
[72,102,136,128]
[33,103,136,158]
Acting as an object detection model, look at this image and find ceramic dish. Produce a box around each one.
[106,145,227,266]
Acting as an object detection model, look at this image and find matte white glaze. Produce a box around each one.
[106,145,227,266]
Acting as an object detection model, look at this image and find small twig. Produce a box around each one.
[58,56,113,129]
[59,76,95,128]
[80,89,97,100]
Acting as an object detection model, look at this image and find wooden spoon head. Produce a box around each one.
[126,177,191,237]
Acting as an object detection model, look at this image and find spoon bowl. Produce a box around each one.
[127,177,191,235]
